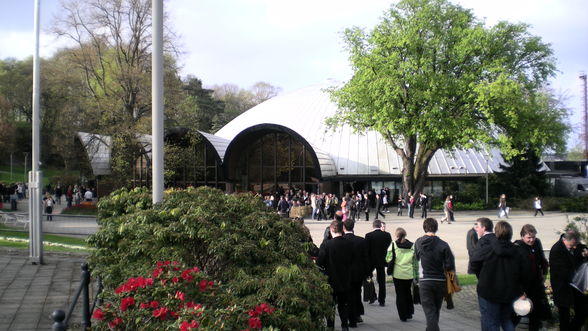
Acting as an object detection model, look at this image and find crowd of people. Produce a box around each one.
[263,188,433,222]
[311,211,587,331]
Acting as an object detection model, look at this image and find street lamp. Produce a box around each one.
[485,158,489,206]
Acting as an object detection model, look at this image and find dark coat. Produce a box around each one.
[549,235,588,308]
[365,229,392,269]
[317,236,355,293]
[344,233,371,282]
[473,239,527,304]
[466,228,479,274]
[470,233,497,278]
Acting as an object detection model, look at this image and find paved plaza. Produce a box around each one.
[1,201,584,330]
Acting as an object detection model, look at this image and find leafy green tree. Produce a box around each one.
[566,143,587,161]
[328,0,568,195]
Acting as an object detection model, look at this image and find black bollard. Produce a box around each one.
[81,263,91,330]
[51,310,66,331]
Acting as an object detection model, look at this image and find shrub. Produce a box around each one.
[88,186,332,330]
[560,196,588,213]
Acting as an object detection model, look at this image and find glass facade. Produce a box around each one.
[233,132,318,193]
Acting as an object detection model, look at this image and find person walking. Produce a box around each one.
[549,230,588,331]
[440,195,454,224]
[374,194,386,219]
[498,194,509,218]
[343,220,370,326]
[471,221,527,331]
[408,192,416,218]
[415,218,456,331]
[533,197,544,216]
[397,194,405,216]
[387,227,418,322]
[514,224,551,331]
[43,192,55,221]
[365,219,392,307]
[419,192,429,219]
[317,220,355,331]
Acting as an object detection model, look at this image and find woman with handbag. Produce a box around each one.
[386,227,418,322]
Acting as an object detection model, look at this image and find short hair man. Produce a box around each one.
[549,230,588,330]
[343,219,370,326]
[469,217,497,278]
[514,224,550,330]
[415,218,456,331]
[317,220,355,331]
[365,219,392,306]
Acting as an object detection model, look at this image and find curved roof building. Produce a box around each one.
[80,81,530,195]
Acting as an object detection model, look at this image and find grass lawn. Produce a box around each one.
[0,224,89,252]
[0,165,79,186]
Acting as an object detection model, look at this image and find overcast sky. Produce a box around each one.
[0,0,586,147]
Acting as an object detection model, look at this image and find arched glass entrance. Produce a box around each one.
[232,131,319,193]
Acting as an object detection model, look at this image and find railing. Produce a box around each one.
[51,263,103,331]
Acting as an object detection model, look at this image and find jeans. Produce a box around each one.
[478,296,514,331]
[419,280,446,331]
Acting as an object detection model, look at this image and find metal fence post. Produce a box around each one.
[81,263,91,330]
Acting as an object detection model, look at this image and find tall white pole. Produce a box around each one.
[29,0,43,264]
[152,0,164,203]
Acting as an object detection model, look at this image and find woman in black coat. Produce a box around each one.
[549,231,588,331]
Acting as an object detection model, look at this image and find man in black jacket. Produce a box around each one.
[469,217,496,278]
[549,230,588,331]
[317,220,355,331]
[415,218,455,331]
[365,219,392,306]
[343,219,370,327]
[514,224,550,331]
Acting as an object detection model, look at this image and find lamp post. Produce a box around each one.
[485,158,489,206]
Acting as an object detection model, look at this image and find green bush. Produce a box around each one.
[560,196,588,213]
[88,186,332,330]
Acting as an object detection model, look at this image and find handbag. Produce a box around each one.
[571,262,588,295]
[445,270,461,294]
[362,277,377,303]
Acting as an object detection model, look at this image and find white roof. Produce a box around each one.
[215,81,509,177]
[77,132,112,176]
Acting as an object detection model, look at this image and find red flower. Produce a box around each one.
[139,302,149,309]
[153,267,164,278]
[207,281,214,288]
[150,300,159,308]
[192,266,200,273]
[180,320,200,331]
[172,276,180,283]
[198,279,208,292]
[181,270,194,282]
[108,317,123,329]
[120,296,135,312]
[92,308,104,320]
[175,291,185,301]
[152,306,170,320]
[248,317,262,329]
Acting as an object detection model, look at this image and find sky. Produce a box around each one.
[0,0,587,148]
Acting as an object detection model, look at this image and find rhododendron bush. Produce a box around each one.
[88,187,332,330]
[92,261,277,330]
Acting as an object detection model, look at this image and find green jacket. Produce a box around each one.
[386,240,418,280]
